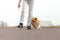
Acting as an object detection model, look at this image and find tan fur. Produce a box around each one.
[31,17,41,29]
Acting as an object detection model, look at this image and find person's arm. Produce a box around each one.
[18,0,22,8]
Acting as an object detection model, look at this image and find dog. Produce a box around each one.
[31,17,41,29]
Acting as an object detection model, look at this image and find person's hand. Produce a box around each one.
[18,4,20,8]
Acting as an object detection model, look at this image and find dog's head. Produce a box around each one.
[31,17,38,22]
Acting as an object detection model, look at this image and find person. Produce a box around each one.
[18,0,34,29]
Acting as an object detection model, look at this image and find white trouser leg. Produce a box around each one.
[27,0,34,26]
[20,0,26,23]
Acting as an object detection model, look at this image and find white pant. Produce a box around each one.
[20,0,34,26]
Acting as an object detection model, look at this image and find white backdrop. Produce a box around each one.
[0,0,60,26]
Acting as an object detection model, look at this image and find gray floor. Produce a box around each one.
[0,28,60,40]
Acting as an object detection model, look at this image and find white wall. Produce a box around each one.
[0,0,60,26]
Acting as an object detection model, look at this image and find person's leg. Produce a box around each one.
[27,0,34,29]
[18,0,26,28]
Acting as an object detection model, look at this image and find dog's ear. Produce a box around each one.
[34,18,37,20]
[32,17,35,20]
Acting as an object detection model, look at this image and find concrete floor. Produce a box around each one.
[0,28,60,40]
